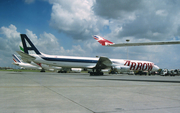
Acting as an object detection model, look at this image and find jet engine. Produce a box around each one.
[113,65,130,73]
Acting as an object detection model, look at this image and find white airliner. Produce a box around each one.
[17,34,159,75]
[12,54,42,70]
[19,46,82,73]
[93,35,180,47]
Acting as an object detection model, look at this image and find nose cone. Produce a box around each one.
[152,65,159,71]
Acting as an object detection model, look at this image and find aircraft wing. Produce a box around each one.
[95,56,112,69]
[16,51,36,63]
[107,41,180,47]
[93,35,180,47]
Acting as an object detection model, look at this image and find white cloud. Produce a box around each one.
[49,0,108,40]
[93,0,180,42]
[26,29,38,43]
[0,24,20,39]
[156,10,168,16]
[0,24,20,51]
[0,24,21,67]
[25,29,87,56]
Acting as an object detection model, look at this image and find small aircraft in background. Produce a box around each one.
[12,54,42,70]
[13,54,63,72]
[16,34,159,75]
[93,35,180,47]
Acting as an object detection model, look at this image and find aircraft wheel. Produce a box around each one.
[89,71,103,76]
[40,70,45,72]
[58,71,61,73]
[90,72,94,76]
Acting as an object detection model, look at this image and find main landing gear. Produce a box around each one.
[89,69,104,76]
[58,70,67,73]
[40,69,45,72]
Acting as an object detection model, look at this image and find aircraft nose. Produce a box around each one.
[153,65,159,71]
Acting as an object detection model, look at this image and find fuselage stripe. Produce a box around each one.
[41,57,98,63]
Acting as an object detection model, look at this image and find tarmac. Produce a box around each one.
[0,71,180,113]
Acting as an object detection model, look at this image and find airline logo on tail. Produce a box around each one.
[93,35,114,46]
[19,46,24,52]
[21,34,41,55]
[12,54,21,63]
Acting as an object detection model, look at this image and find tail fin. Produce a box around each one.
[12,54,21,63]
[20,34,41,55]
[93,35,114,46]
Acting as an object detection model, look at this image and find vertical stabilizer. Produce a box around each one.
[93,35,114,46]
[20,34,41,55]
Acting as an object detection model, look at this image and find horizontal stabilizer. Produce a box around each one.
[16,51,36,62]
[12,62,19,66]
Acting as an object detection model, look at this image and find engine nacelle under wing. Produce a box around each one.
[113,66,130,72]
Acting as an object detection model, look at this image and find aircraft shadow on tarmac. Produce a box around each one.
[91,78,180,83]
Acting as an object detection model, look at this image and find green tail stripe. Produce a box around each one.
[19,46,24,52]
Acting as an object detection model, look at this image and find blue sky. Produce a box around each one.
[0,1,51,32]
[0,0,180,70]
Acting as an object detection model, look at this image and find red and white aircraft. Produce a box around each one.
[17,34,159,75]
[93,35,180,73]
[93,35,180,47]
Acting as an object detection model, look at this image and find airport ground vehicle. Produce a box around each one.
[160,69,180,76]
[128,71,134,75]
[169,69,179,76]
[160,69,169,76]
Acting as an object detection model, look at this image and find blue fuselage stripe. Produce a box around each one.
[41,57,98,63]
[13,54,21,63]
